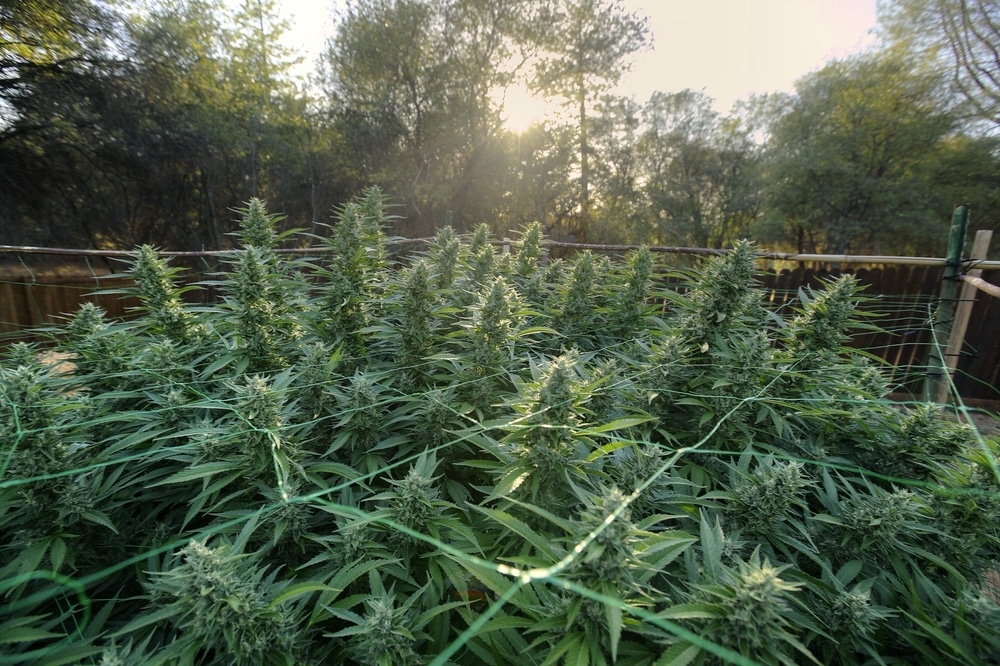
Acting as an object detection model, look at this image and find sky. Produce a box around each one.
[622,0,879,109]
[277,0,880,119]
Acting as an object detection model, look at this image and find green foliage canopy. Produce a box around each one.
[880,0,1000,127]
[2,195,999,664]
[763,52,967,255]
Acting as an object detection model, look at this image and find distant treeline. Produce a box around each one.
[2,0,999,255]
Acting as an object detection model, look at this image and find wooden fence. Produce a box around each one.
[1,248,998,402]
[757,264,999,401]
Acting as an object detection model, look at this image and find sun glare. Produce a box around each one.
[497,83,552,133]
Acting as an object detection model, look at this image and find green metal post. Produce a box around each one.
[924,204,969,402]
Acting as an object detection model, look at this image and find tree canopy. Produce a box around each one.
[764,53,956,255]
[2,0,999,255]
[531,0,649,226]
[880,0,1000,127]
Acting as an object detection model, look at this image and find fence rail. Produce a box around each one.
[964,274,1000,298]
[6,241,1000,269]
[2,242,998,402]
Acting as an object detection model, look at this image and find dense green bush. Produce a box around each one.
[2,188,999,664]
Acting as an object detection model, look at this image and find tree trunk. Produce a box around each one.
[577,72,590,221]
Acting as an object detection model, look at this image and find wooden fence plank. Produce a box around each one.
[939,231,993,402]
[953,268,1000,400]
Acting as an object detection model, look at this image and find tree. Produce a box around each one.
[113,0,233,249]
[763,52,958,255]
[918,132,1000,246]
[0,0,124,246]
[125,0,343,248]
[505,122,579,242]
[880,0,1000,128]
[636,90,762,248]
[0,0,345,250]
[0,0,117,132]
[531,0,648,226]
[320,0,528,235]
[224,0,302,199]
[584,93,647,243]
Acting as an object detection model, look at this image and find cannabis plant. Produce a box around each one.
[4,195,999,666]
[313,188,389,360]
[428,225,462,291]
[128,538,305,665]
[127,245,198,343]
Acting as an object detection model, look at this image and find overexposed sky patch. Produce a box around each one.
[622,0,879,110]
[278,0,879,112]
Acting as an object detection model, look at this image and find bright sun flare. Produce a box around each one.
[497,83,553,133]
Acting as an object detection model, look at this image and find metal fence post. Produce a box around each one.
[925,204,969,402]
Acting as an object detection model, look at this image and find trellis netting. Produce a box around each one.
[2,189,999,665]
